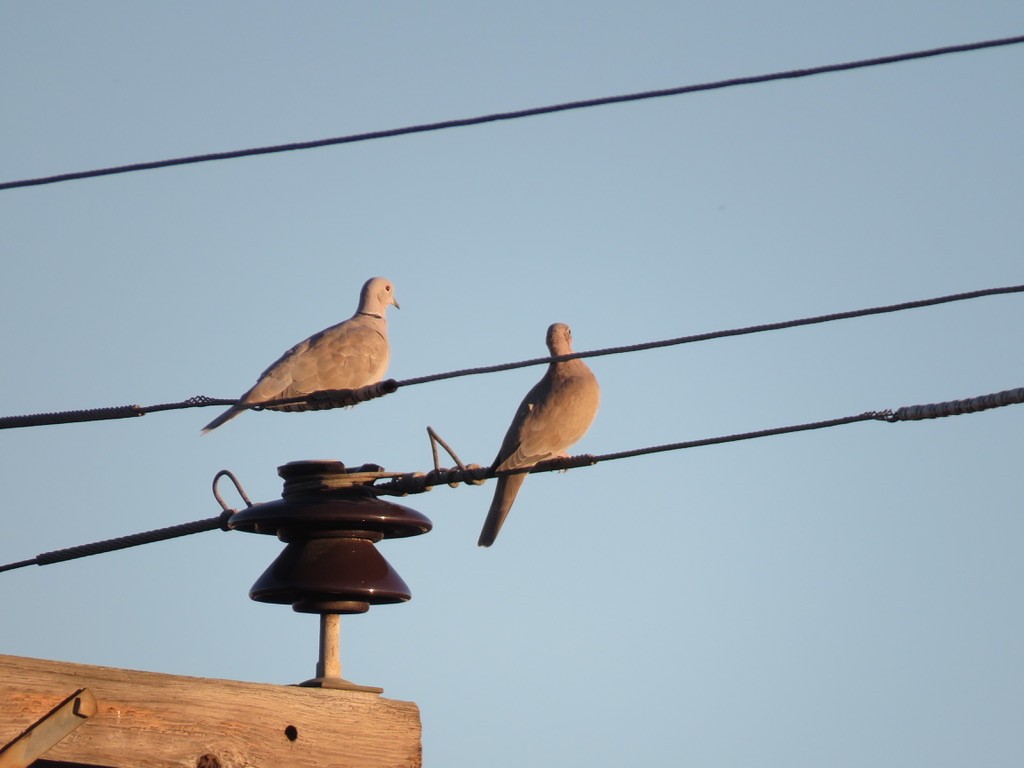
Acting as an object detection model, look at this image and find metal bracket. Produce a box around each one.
[0,688,97,768]
[427,427,486,486]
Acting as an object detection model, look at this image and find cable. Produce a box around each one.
[370,386,1024,495]
[2,34,1022,191]
[2,385,1020,573]
[890,387,1024,421]
[0,381,398,430]
[7,388,1024,573]
[0,511,234,574]
[395,283,1024,387]
[370,412,888,496]
[1,283,1021,430]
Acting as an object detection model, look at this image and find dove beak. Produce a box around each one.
[392,297,401,310]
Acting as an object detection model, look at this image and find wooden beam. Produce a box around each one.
[0,654,420,768]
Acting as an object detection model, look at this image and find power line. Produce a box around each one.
[395,283,1024,387]
[2,34,1022,191]
[1,283,1020,430]
[0,382,398,430]
[2,385,1020,573]
[0,512,234,574]
[372,386,1024,494]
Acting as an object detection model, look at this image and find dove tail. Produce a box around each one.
[200,405,244,434]
[477,473,527,547]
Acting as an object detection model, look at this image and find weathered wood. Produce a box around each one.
[0,654,420,768]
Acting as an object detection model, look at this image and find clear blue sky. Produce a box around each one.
[2,3,1023,766]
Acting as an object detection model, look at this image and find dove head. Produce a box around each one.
[357,277,400,317]
[546,322,574,355]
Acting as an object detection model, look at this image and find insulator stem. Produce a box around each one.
[316,613,341,680]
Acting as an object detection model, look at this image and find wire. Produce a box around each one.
[1,385,1020,573]
[1,283,1020,430]
[0,381,398,430]
[0,511,233,574]
[370,412,888,496]
[2,34,1022,191]
[372,386,1024,495]
[395,283,1024,387]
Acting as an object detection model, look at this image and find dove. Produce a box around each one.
[201,276,399,433]
[478,322,600,547]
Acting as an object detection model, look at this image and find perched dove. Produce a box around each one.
[201,277,399,433]
[478,322,600,547]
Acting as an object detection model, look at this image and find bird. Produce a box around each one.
[201,276,399,433]
[478,322,600,547]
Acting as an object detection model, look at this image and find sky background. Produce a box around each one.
[2,3,1023,766]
